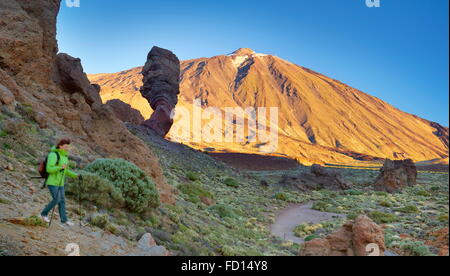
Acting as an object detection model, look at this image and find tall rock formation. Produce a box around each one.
[140,46,180,137]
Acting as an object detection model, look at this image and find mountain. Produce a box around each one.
[88,48,449,165]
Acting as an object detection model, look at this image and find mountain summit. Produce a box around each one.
[230,48,257,56]
[89,49,449,165]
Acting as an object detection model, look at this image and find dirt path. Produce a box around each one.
[271,203,399,256]
[270,203,346,244]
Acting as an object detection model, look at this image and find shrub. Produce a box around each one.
[89,213,110,229]
[368,211,398,224]
[347,211,364,220]
[23,216,47,227]
[274,192,289,201]
[344,190,364,196]
[0,198,11,205]
[415,190,430,197]
[397,240,435,256]
[3,119,29,138]
[0,130,7,137]
[294,223,323,238]
[305,235,320,242]
[105,223,121,235]
[16,103,37,123]
[186,171,200,181]
[84,159,160,213]
[379,200,393,207]
[208,204,239,219]
[395,205,420,214]
[224,178,239,188]
[178,182,213,203]
[438,213,449,223]
[66,171,125,209]
[312,201,333,212]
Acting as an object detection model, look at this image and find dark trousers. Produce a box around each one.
[41,186,68,223]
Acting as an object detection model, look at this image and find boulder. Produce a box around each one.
[0,84,15,107]
[105,99,145,125]
[373,159,417,193]
[136,233,170,256]
[137,233,157,249]
[300,215,386,256]
[279,164,351,192]
[54,53,103,106]
[352,215,386,256]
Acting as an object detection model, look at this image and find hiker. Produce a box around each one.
[40,139,79,226]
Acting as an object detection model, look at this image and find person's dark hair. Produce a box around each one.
[56,138,71,149]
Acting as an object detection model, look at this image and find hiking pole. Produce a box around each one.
[48,206,56,228]
[78,175,83,228]
[48,188,61,229]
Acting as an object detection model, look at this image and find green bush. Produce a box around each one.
[0,198,11,204]
[16,103,36,123]
[23,216,47,227]
[186,171,200,181]
[312,201,333,212]
[274,192,289,201]
[208,204,239,219]
[89,213,109,229]
[294,223,323,238]
[224,178,239,188]
[304,235,320,242]
[379,200,393,207]
[395,205,420,214]
[368,211,398,224]
[415,190,431,197]
[66,171,125,209]
[347,211,364,220]
[344,190,364,196]
[438,213,448,223]
[84,159,160,213]
[397,240,435,256]
[178,182,214,203]
[0,130,7,137]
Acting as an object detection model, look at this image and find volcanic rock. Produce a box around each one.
[140,46,180,136]
[279,164,352,192]
[105,99,145,125]
[373,159,417,193]
[300,215,386,256]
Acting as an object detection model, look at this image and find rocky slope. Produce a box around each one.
[89,48,449,166]
[0,0,175,204]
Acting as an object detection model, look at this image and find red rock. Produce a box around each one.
[352,215,386,256]
[373,159,417,193]
[140,46,180,137]
[300,238,331,256]
[299,215,385,256]
[105,99,145,125]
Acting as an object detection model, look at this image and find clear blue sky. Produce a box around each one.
[57,0,449,126]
